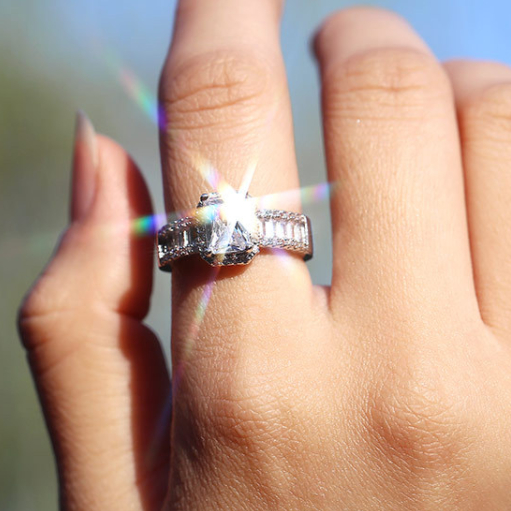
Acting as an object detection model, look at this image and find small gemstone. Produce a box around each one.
[274,220,285,239]
[295,223,304,244]
[181,229,189,247]
[263,219,274,239]
[168,230,177,248]
[285,222,294,240]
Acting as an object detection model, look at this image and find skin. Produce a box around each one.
[18,3,511,510]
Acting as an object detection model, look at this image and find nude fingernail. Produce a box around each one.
[71,110,99,221]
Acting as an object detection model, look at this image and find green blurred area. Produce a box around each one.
[0,3,167,508]
[1,41,63,511]
[1,12,72,508]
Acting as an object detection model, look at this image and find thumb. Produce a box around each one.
[18,112,170,510]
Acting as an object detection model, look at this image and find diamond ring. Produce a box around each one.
[157,191,313,270]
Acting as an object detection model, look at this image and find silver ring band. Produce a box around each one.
[157,192,313,271]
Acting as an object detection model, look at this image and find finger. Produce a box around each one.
[159,0,313,279]
[159,2,314,357]
[444,60,511,336]
[18,113,170,510]
[314,8,476,321]
[159,3,324,503]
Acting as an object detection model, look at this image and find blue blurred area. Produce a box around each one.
[1,1,510,509]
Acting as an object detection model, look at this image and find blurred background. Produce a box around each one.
[1,0,510,508]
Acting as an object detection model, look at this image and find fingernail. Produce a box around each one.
[71,110,99,221]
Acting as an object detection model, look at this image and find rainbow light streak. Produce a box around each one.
[301,181,335,204]
[267,246,299,269]
[256,181,339,211]
[196,158,222,190]
[238,161,257,199]
[146,386,173,465]
[172,269,219,390]
[191,155,238,198]
[188,275,217,345]
[97,43,166,130]
[131,212,167,237]
[119,67,158,124]
[128,181,339,238]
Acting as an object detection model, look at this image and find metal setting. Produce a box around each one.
[157,191,313,272]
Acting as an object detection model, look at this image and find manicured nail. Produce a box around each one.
[71,110,98,221]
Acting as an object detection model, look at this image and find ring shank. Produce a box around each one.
[157,209,313,271]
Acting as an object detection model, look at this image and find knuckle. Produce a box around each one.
[17,227,80,338]
[204,373,292,453]
[17,272,66,349]
[462,82,511,139]
[19,273,56,326]
[361,366,470,474]
[324,48,451,116]
[160,50,275,132]
[207,394,284,452]
[177,363,297,458]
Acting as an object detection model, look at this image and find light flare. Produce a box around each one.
[172,268,219,389]
[97,43,165,129]
[128,181,338,238]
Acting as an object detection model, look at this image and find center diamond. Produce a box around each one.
[208,218,252,254]
[197,191,259,266]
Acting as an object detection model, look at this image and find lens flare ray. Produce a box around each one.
[172,268,218,389]
[96,42,164,129]
[130,181,338,237]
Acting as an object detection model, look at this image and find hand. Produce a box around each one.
[19,4,511,510]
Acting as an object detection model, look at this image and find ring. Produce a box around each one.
[157,191,313,270]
